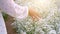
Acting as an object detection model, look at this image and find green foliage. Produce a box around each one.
[2,13,8,21]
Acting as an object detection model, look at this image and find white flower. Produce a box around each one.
[20,30,26,34]
[48,30,56,34]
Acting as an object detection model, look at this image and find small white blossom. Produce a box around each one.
[48,30,56,34]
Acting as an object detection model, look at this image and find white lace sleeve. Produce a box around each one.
[14,4,28,19]
[0,0,28,19]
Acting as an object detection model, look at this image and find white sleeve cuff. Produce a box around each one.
[14,4,28,19]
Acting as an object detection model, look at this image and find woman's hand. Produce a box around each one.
[29,7,41,20]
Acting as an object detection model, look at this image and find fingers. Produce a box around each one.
[31,14,40,21]
[33,12,41,18]
[29,11,41,20]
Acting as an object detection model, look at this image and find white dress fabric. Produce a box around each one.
[0,0,28,34]
[0,12,7,34]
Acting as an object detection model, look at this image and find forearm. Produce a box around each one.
[0,0,28,19]
[0,0,16,17]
